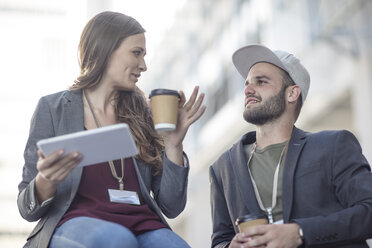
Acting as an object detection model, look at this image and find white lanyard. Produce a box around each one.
[247,142,288,224]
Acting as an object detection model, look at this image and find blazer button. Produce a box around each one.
[28,201,35,211]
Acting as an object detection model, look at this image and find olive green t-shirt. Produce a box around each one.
[244,141,288,223]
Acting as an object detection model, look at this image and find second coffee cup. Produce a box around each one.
[149,89,180,131]
[235,213,268,247]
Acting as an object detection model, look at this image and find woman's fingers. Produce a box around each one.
[48,154,81,182]
[179,88,206,127]
[37,151,82,184]
[178,91,186,107]
[188,104,206,125]
[160,85,206,148]
[37,149,46,159]
[182,86,199,110]
[37,149,64,171]
[186,92,205,119]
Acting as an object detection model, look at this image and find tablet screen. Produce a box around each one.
[37,123,138,167]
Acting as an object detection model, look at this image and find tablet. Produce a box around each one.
[36,123,138,167]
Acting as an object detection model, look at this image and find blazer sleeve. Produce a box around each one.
[209,165,235,248]
[293,130,372,246]
[17,96,56,222]
[151,152,190,218]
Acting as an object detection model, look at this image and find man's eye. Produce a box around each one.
[133,51,141,56]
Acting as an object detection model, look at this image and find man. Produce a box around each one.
[209,44,372,248]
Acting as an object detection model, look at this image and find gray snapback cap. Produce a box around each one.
[232,44,310,103]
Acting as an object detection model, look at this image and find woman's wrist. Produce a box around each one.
[35,173,58,203]
[164,144,184,166]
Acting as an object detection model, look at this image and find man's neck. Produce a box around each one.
[255,119,294,149]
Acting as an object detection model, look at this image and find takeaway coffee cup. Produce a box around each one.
[149,89,180,131]
[235,213,268,247]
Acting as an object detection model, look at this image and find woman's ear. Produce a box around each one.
[287,85,301,103]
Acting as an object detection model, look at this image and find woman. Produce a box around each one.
[17,11,205,248]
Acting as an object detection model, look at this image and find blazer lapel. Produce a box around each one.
[133,158,151,193]
[230,132,262,214]
[282,127,307,222]
[62,90,84,135]
[61,90,85,201]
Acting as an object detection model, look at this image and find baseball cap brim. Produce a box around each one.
[232,44,287,80]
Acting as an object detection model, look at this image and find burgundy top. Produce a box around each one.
[57,158,168,235]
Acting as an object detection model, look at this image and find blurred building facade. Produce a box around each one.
[0,0,109,247]
[140,0,372,247]
[1,0,371,247]
[0,1,81,247]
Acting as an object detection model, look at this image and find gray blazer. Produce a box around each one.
[17,90,189,248]
[210,127,372,248]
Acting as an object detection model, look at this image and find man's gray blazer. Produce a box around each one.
[17,90,189,248]
[210,127,372,247]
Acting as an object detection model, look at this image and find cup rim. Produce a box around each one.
[149,88,180,98]
[235,213,268,225]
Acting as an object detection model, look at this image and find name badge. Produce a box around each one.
[108,189,140,205]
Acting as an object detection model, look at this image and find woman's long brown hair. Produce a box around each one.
[70,11,164,174]
[116,88,164,174]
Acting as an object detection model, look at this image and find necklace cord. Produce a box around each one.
[84,90,125,190]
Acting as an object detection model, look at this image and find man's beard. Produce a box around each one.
[243,85,286,125]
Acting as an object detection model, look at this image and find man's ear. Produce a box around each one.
[287,85,301,103]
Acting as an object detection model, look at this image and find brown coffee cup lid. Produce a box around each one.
[149,89,180,98]
[235,213,268,226]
